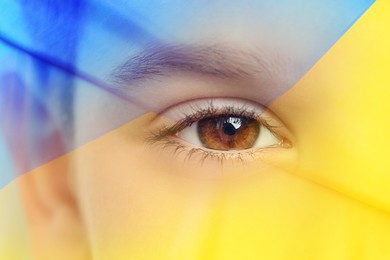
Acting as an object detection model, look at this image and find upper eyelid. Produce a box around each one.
[148,98,279,139]
[108,44,292,109]
[157,97,267,121]
[106,44,302,120]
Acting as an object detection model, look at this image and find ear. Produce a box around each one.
[0,68,90,259]
[18,153,91,260]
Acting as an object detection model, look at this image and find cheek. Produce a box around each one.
[72,113,221,257]
[69,112,389,260]
[70,112,291,257]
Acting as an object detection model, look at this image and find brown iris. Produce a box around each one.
[197,115,260,150]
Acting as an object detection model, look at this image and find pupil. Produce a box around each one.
[223,122,237,136]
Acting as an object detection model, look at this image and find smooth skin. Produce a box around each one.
[15,1,390,259]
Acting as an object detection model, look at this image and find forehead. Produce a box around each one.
[69,0,372,145]
[0,0,373,79]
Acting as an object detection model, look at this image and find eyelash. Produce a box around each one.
[146,101,285,166]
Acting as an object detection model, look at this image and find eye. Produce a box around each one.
[147,98,290,164]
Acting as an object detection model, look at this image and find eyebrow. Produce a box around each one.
[111,44,276,85]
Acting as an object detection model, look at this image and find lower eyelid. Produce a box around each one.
[147,136,291,175]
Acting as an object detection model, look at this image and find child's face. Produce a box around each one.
[16,1,390,259]
[66,2,390,259]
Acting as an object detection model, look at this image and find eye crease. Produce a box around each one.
[147,98,289,164]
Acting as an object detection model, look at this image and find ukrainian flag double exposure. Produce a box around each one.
[2,0,390,259]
